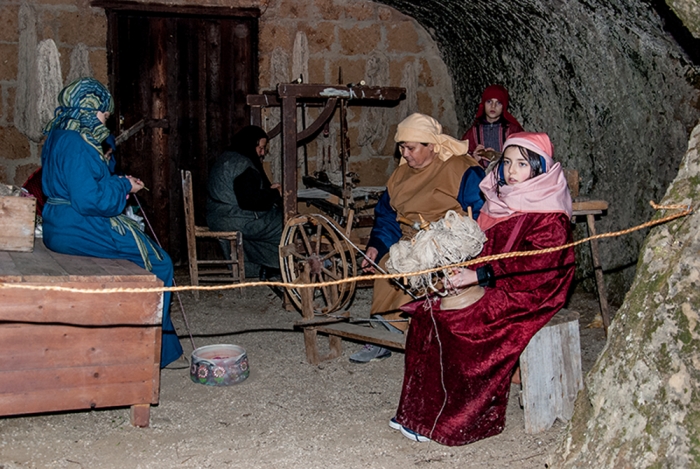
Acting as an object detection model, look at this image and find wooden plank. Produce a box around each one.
[91,1,261,18]
[7,243,68,280]
[521,308,583,434]
[0,362,154,394]
[571,200,608,212]
[277,83,406,102]
[0,381,156,416]
[44,249,125,281]
[0,281,162,324]
[42,242,153,278]
[294,311,349,327]
[315,322,406,350]
[0,325,159,371]
[0,250,22,281]
[0,196,36,252]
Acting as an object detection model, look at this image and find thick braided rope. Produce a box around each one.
[0,202,692,295]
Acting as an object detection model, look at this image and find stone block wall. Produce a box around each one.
[0,0,458,189]
[0,0,109,187]
[257,0,458,186]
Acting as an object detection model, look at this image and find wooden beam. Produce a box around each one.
[277,83,405,102]
[91,1,260,17]
[281,96,298,223]
[571,200,608,212]
[586,214,611,336]
[246,93,281,107]
[151,17,170,251]
[297,98,337,143]
[315,322,406,350]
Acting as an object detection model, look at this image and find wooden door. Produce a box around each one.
[101,4,258,262]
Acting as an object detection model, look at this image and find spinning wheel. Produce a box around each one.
[279,214,357,314]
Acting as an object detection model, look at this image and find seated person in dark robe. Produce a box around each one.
[391,132,575,445]
[206,125,283,279]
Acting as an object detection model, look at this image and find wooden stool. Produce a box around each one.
[520,308,583,434]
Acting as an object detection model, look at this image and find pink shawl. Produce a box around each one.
[478,132,573,231]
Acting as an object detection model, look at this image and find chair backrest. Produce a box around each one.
[181,170,198,254]
[563,169,579,199]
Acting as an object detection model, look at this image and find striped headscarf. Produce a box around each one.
[43,78,114,161]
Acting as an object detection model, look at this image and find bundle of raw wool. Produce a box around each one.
[386,210,487,293]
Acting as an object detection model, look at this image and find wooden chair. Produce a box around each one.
[565,169,611,335]
[181,170,245,299]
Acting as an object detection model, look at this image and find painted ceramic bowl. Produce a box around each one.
[190,344,249,386]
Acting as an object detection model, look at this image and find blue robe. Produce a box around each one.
[41,129,183,367]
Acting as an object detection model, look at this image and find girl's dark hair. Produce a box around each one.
[495,145,546,195]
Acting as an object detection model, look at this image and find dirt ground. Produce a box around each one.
[0,270,607,469]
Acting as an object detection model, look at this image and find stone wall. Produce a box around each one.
[0,0,457,190]
[552,121,700,469]
[256,0,458,187]
[381,0,700,304]
[1,0,700,302]
[0,0,108,187]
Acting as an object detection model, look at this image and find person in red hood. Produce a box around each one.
[461,84,524,168]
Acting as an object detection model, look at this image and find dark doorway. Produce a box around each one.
[96,2,259,263]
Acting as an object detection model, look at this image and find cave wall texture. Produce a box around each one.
[669,0,700,37]
[0,0,698,302]
[551,121,700,469]
[378,0,700,304]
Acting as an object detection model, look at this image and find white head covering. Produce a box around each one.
[394,113,472,165]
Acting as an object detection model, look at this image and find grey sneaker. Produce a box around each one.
[349,344,391,363]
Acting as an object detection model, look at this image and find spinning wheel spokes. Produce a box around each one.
[279,214,358,314]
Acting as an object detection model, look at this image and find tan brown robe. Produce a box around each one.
[371,154,480,325]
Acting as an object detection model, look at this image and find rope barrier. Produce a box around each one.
[0,201,692,295]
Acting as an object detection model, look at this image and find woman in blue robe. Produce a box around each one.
[41,78,183,368]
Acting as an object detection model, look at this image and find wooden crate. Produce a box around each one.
[0,196,36,252]
[0,242,163,427]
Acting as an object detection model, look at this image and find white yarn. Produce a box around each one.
[65,42,92,85]
[36,39,63,130]
[386,210,487,293]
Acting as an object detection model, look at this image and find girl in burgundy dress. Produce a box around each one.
[393,132,575,445]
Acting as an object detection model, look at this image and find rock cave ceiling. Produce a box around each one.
[378,0,700,302]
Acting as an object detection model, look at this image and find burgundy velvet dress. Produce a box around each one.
[395,211,575,446]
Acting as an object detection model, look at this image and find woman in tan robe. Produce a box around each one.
[350,113,485,363]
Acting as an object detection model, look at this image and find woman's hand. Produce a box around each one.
[125,175,145,194]
[446,268,478,289]
[361,247,379,273]
[270,183,282,195]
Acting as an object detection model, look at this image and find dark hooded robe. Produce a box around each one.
[206,125,282,277]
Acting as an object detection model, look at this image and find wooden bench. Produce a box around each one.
[0,242,163,427]
[520,308,583,433]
